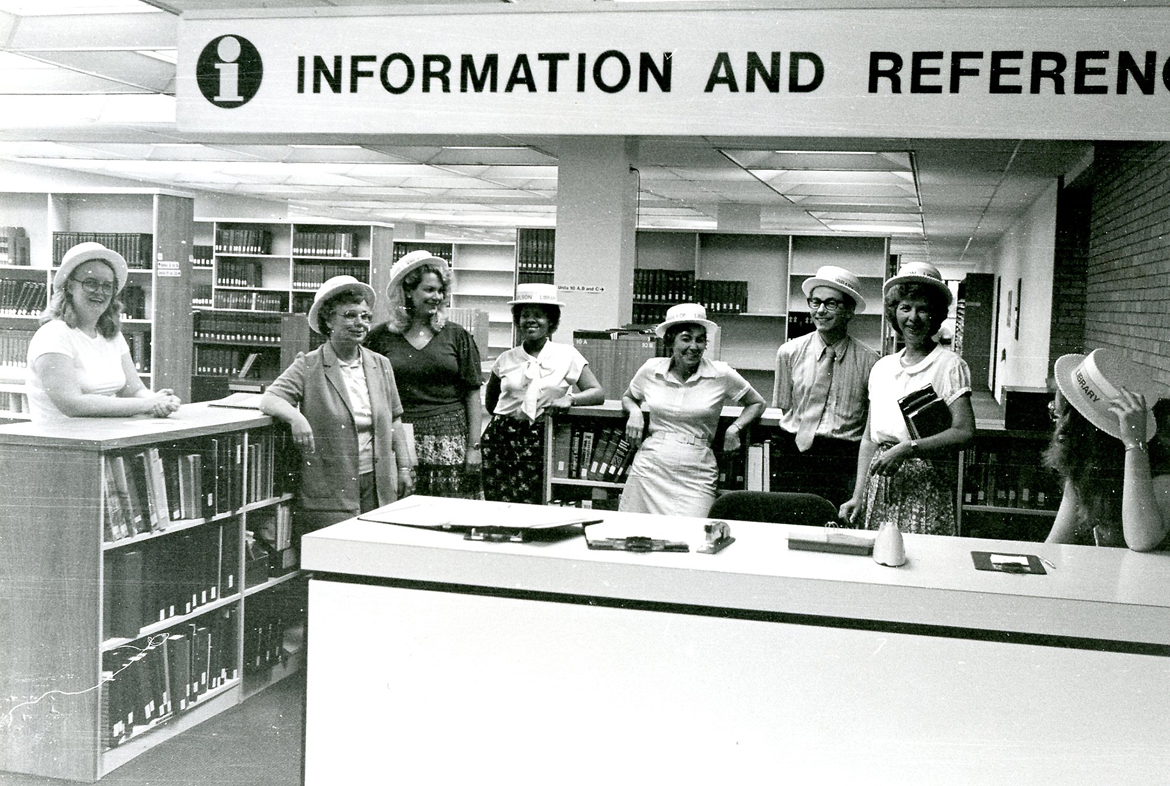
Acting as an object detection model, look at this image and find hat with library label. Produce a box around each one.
[655,302,717,338]
[883,261,953,306]
[307,275,376,334]
[802,265,867,312]
[387,249,451,294]
[55,242,129,294]
[1054,349,1158,442]
[509,283,564,308]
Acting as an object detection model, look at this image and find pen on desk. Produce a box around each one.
[1039,557,1056,571]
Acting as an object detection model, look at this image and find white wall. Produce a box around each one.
[988,181,1058,400]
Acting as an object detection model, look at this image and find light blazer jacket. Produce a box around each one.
[266,342,404,514]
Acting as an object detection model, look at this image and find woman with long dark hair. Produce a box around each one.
[1044,349,1169,550]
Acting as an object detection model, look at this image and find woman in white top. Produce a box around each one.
[27,242,181,422]
[839,262,974,535]
[618,303,765,518]
[481,284,604,504]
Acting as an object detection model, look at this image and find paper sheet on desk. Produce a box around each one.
[357,495,601,530]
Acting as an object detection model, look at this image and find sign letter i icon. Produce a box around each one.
[214,37,244,102]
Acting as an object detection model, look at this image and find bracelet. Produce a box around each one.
[1124,440,1148,453]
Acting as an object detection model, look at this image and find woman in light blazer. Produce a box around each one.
[261,276,414,539]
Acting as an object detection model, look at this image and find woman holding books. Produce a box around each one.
[261,275,414,536]
[366,251,483,499]
[618,303,765,518]
[839,262,974,535]
[1043,349,1170,550]
[27,241,181,421]
[480,283,604,504]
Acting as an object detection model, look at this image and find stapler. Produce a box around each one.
[698,520,735,554]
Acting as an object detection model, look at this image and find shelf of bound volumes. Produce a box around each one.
[190,311,311,399]
[516,227,554,284]
[0,405,306,783]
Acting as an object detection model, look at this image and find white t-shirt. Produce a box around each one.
[27,320,131,422]
[867,345,972,445]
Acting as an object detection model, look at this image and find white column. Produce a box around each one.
[553,137,638,339]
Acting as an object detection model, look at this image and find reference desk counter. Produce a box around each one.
[301,501,1170,786]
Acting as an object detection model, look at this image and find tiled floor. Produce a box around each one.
[2,671,304,786]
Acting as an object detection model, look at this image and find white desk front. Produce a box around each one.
[301,500,1170,786]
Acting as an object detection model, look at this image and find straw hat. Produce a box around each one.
[387,249,450,295]
[1054,349,1158,442]
[306,275,376,334]
[509,283,564,308]
[801,265,867,311]
[655,302,717,338]
[883,261,953,306]
[55,242,129,294]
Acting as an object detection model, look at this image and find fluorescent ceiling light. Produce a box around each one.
[827,223,924,235]
[137,50,177,64]
[0,0,157,13]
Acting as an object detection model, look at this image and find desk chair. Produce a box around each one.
[708,491,839,526]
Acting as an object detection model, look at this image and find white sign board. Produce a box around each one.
[177,6,1170,139]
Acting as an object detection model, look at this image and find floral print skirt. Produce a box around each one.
[862,443,957,536]
[481,416,545,505]
[406,408,482,500]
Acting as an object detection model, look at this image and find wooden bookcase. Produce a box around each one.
[0,405,305,783]
[0,190,196,417]
[190,220,392,394]
[390,239,517,365]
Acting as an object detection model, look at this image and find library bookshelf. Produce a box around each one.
[0,405,304,782]
[191,220,392,394]
[390,239,517,365]
[0,189,196,418]
[545,400,1058,542]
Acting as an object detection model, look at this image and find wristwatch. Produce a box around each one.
[909,439,920,454]
[1125,439,1148,453]
[469,441,481,450]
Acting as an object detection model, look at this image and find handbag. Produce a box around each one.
[897,385,952,439]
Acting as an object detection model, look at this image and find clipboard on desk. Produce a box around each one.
[357,496,599,541]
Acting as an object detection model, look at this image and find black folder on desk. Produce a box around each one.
[358,495,600,536]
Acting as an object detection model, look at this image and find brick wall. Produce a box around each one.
[1086,142,1170,391]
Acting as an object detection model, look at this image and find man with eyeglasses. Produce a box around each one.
[771,265,878,509]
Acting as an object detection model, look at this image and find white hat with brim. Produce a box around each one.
[655,302,717,338]
[802,265,867,312]
[55,242,129,294]
[1054,349,1158,442]
[509,283,564,308]
[883,261,953,306]
[387,249,450,296]
[307,275,376,334]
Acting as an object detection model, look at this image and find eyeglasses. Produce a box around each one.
[807,297,846,313]
[75,278,116,296]
[338,309,374,323]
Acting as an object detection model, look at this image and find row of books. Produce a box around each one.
[128,331,151,373]
[103,521,239,638]
[0,329,34,372]
[962,446,1064,511]
[102,442,243,541]
[216,227,273,255]
[0,278,46,315]
[54,232,153,268]
[786,312,815,340]
[213,290,287,312]
[195,311,283,343]
[194,347,268,379]
[516,227,555,276]
[242,582,302,674]
[192,244,214,267]
[0,390,28,415]
[101,608,239,750]
[694,279,749,314]
[550,422,636,484]
[293,229,360,257]
[291,261,369,290]
[217,259,266,288]
[633,268,695,305]
[121,283,147,320]
[391,241,453,263]
[572,330,661,400]
[193,284,213,308]
[0,225,30,265]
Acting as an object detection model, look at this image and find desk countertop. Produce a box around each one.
[302,497,1170,649]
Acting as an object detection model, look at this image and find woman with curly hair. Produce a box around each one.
[28,241,180,421]
[1044,349,1169,551]
[839,262,974,536]
[366,250,483,499]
